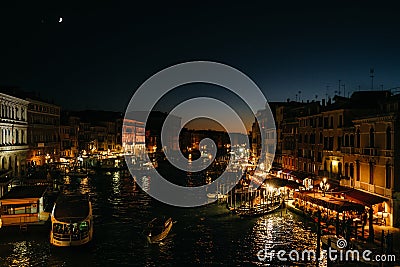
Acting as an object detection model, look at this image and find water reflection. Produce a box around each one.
[0,171,320,266]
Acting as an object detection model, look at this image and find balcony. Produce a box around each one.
[380,149,394,157]
[361,147,378,156]
[0,144,29,152]
[340,147,354,154]
[356,181,392,198]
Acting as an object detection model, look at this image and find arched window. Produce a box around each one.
[8,156,12,170]
[350,134,354,147]
[356,128,360,148]
[345,134,349,147]
[356,160,360,181]
[369,161,374,184]
[349,163,354,178]
[344,162,349,177]
[386,164,392,189]
[369,127,375,147]
[386,126,392,150]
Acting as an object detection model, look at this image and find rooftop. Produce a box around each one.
[0,185,48,200]
[54,193,90,222]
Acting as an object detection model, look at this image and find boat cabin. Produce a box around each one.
[0,185,48,227]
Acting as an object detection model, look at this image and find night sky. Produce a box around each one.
[1,1,400,113]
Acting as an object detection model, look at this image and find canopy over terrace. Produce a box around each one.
[339,187,388,207]
[264,177,301,189]
[294,191,365,213]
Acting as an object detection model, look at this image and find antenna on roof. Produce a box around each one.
[370,68,374,90]
[341,84,346,98]
[326,85,330,99]
[338,80,341,96]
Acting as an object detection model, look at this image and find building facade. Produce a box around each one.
[61,110,124,156]
[253,91,400,226]
[122,119,145,156]
[26,99,61,166]
[0,93,29,177]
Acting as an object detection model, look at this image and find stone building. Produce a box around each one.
[62,110,124,156]
[0,92,29,177]
[26,98,61,165]
[254,90,400,226]
[122,118,145,155]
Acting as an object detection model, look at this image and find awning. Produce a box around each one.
[341,188,388,206]
[290,171,310,180]
[294,192,365,213]
[264,177,301,189]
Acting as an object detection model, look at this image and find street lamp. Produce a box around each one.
[320,177,330,197]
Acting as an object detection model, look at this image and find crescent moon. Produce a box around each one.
[59,17,63,23]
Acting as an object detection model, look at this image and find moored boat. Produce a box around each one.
[50,193,93,246]
[146,217,173,243]
[207,192,228,199]
[234,200,282,217]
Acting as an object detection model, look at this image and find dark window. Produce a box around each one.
[298,134,302,143]
[356,161,360,181]
[329,137,334,150]
[386,126,392,150]
[369,161,374,184]
[324,117,329,129]
[356,129,361,148]
[324,137,328,149]
[350,134,354,147]
[349,163,354,178]
[369,128,375,147]
[386,164,392,189]
[337,136,342,150]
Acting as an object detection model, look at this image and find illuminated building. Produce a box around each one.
[0,92,29,177]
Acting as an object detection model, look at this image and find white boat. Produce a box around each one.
[207,193,227,199]
[50,193,93,247]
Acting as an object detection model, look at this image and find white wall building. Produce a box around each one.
[0,93,29,177]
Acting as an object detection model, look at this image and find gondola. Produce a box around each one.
[233,200,282,217]
[146,217,173,243]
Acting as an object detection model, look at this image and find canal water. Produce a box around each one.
[0,172,322,266]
